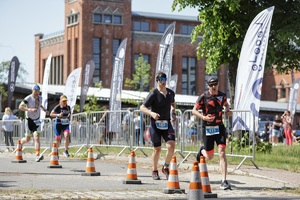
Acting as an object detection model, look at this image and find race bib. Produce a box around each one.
[205,126,219,136]
[61,118,69,125]
[155,120,168,130]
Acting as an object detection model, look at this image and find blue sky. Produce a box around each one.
[0,0,198,82]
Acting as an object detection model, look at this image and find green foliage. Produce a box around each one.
[0,60,29,101]
[122,98,141,106]
[172,0,300,100]
[0,60,29,83]
[125,54,151,92]
[229,132,271,154]
[255,139,272,153]
[73,95,103,113]
[254,144,300,172]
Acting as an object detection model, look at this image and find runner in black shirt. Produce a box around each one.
[50,95,71,157]
[140,72,176,180]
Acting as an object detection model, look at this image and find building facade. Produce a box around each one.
[34,0,299,104]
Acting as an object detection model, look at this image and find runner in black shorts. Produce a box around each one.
[140,72,176,180]
[50,95,71,157]
[192,77,232,190]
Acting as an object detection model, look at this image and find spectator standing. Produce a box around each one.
[187,114,198,145]
[98,105,113,145]
[2,107,18,152]
[271,115,282,145]
[122,108,133,144]
[133,112,145,146]
[170,112,179,140]
[281,110,293,145]
[264,118,271,143]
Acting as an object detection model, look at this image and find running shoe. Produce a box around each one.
[220,180,231,190]
[152,170,161,180]
[35,154,44,162]
[161,166,170,180]
[196,146,205,162]
[63,150,70,157]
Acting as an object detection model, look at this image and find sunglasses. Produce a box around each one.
[158,77,167,82]
[208,82,218,87]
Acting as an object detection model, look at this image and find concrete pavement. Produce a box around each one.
[0,151,299,199]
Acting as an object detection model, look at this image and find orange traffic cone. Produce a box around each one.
[199,156,217,198]
[82,147,100,176]
[123,151,141,184]
[162,156,185,194]
[47,141,62,168]
[188,162,204,200]
[11,140,27,163]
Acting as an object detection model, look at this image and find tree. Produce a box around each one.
[0,60,29,83]
[0,60,29,98]
[125,54,151,92]
[172,0,300,102]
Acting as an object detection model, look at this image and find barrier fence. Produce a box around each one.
[0,109,257,169]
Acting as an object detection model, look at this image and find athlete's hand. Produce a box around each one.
[151,112,160,120]
[204,114,215,122]
[28,108,37,112]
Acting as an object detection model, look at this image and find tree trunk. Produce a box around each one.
[227,55,239,107]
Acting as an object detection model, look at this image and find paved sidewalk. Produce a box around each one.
[0,151,299,199]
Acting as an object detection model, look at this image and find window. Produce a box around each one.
[113,15,122,24]
[181,57,196,95]
[93,38,101,83]
[48,56,63,85]
[113,39,121,62]
[134,21,150,32]
[93,13,102,23]
[67,12,79,26]
[134,54,150,65]
[93,13,122,25]
[181,25,195,35]
[104,14,112,23]
[158,23,170,33]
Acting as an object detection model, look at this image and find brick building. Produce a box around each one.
[34,0,300,105]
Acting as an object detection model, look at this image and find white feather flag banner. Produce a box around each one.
[233,7,274,133]
[64,67,82,113]
[40,54,52,121]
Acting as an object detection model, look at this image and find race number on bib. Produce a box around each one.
[205,126,219,136]
[61,118,70,125]
[155,120,168,130]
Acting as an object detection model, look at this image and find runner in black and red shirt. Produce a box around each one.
[192,77,232,190]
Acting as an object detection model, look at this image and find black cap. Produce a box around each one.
[207,77,218,84]
[156,72,167,82]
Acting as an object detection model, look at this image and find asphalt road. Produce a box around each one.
[0,152,299,200]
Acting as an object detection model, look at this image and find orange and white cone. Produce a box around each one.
[123,151,141,184]
[82,147,100,176]
[163,156,185,194]
[47,141,62,168]
[199,156,217,198]
[188,162,204,200]
[11,140,27,163]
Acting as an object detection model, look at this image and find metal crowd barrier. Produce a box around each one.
[0,109,257,169]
